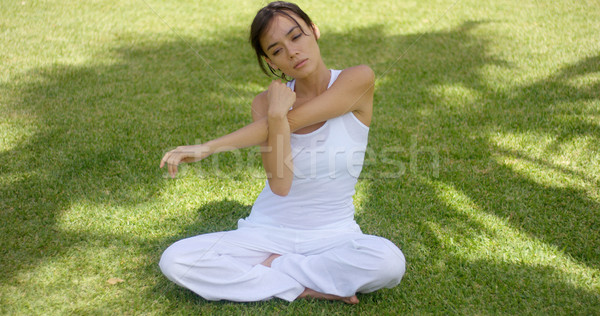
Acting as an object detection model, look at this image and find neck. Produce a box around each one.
[293,62,330,98]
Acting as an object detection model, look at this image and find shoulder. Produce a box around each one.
[337,65,375,87]
[335,65,374,126]
[251,90,269,122]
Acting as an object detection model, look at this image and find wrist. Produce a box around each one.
[198,141,216,156]
[267,110,288,121]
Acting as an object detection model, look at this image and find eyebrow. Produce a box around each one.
[266,26,300,52]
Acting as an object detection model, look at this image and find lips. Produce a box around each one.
[293,58,308,69]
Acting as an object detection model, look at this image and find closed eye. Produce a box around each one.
[270,32,303,56]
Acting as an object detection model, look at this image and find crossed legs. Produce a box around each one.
[159,227,405,303]
[260,254,360,304]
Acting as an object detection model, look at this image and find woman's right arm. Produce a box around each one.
[159,119,268,178]
[159,83,294,182]
[255,80,296,196]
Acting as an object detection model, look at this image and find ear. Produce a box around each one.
[311,23,321,40]
[264,57,278,70]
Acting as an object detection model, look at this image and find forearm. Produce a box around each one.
[202,118,268,156]
[198,112,309,157]
[262,114,293,196]
[161,116,269,178]
[202,98,350,155]
[195,66,375,158]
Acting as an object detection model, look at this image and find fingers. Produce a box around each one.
[160,151,173,169]
[267,80,296,115]
[160,153,168,168]
[269,79,291,91]
[168,160,178,178]
[160,150,180,178]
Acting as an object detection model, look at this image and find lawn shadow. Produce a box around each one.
[0,30,266,285]
[1,17,598,314]
[145,21,600,313]
[336,20,599,313]
[434,255,600,314]
[148,199,253,309]
[350,20,600,265]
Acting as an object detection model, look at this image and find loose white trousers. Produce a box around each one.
[159,221,405,302]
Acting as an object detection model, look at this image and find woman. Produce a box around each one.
[159,1,405,304]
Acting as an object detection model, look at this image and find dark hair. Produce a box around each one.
[249,1,314,80]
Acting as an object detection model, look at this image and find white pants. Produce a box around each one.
[159,220,405,302]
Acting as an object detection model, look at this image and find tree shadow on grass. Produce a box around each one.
[429,256,600,314]
[147,200,252,310]
[1,18,598,314]
[352,20,599,314]
[353,20,600,262]
[0,31,264,285]
[147,23,600,314]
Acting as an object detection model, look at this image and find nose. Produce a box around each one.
[286,43,299,59]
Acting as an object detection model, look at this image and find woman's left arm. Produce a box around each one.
[286,65,374,131]
[160,65,374,178]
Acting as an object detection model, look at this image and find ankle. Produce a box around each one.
[260,254,281,267]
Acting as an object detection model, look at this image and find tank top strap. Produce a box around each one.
[329,69,342,88]
[286,79,295,90]
[286,69,341,91]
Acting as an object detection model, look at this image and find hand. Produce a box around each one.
[160,144,211,178]
[266,79,296,118]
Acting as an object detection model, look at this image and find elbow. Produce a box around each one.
[356,64,375,83]
[269,181,291,197]
[273,189,290,197]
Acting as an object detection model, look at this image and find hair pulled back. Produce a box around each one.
[249,1,314,79]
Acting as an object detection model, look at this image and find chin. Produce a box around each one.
[291,64,317,79]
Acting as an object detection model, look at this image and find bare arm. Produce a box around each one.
[160,65,374,178]
[256,80,296,196]
[287,65,374,131]
[159,120,269,178]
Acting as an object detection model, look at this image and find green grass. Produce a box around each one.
[1,0,599,314]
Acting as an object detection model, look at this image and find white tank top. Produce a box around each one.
[244,69,369,231]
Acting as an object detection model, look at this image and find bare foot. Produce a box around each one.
[298,288,359,305]
[260,254,281,268]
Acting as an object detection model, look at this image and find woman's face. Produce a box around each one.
[260,13,321,79]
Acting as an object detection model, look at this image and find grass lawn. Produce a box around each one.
[1,0,599,314]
